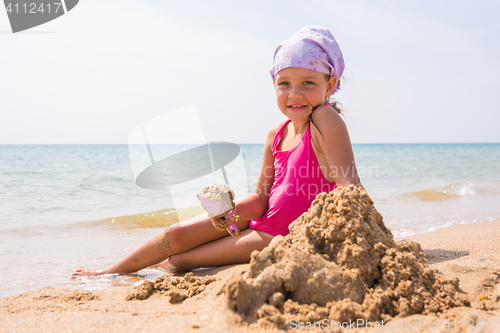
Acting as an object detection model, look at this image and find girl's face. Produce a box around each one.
[273,67,336,122]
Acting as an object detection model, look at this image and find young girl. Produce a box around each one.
[71,26,361,278]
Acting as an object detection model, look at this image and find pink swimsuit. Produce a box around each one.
[249,119,337,236]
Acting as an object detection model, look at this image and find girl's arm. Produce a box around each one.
[234,124,279,219]
[311,105,362,186]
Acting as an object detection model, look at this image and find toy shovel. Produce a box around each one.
[196,184,241,237]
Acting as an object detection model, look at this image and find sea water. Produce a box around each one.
[1,143,499,297]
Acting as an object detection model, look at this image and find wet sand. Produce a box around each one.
[1,219,499,333]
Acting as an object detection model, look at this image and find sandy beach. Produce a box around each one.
[1,219,499,333]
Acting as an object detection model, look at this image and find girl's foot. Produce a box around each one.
[71,268,106,279]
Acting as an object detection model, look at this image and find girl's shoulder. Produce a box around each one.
[313,104,343,123]
[310,105,349,151]
[311,105,346,133]
[268,121,283,136]
[264,122,284,150]
[267,121,286,141]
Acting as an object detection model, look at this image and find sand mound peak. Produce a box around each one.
[223,185,469,329]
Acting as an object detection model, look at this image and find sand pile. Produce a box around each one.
[223,185,470,329]
[477,272,500,312]
[126,272,216,303]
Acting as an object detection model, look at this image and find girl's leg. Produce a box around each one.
[155,228,274,272]
[71,213,250,278]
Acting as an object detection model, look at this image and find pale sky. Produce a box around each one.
[1,0,499,144]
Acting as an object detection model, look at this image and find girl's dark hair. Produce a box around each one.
[323,74,343,114]
[309,75,343,141]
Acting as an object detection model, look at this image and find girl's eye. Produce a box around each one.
[304,81,315,85]
[278,81,289,86]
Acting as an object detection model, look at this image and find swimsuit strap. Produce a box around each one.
[272,120,291,152]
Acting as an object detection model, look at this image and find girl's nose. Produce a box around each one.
[288,86,303,98]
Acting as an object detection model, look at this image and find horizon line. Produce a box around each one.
[1,142,500,145]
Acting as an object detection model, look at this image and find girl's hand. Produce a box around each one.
[210,212,241,237]
[211,216,231,231]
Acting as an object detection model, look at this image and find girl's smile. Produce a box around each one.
[287,104,308,112]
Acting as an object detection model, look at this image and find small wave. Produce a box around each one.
[0,227,44,237]
[390,227,419,238]
[21,206,64,213]
[79,178,92,187]
[66,268,163,292]
[85,206,205,229]
[392,219,483,238]
[1,171,50,175]
[107,176,126,182]
[408,180,476,201]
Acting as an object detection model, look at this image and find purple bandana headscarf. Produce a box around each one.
[270,26,345,94]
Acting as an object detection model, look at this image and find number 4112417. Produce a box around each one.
[5,2,62,14]
[443,318,498,330]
